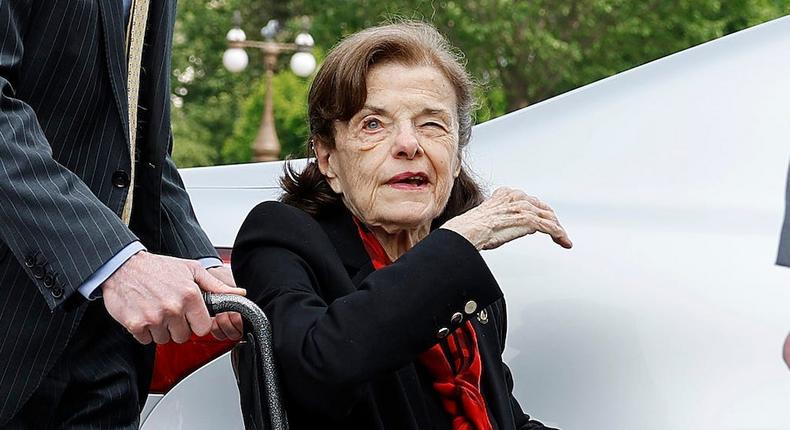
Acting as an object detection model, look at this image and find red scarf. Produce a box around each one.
[354,219,494,430]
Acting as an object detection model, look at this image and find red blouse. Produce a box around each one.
[354,219,493,430]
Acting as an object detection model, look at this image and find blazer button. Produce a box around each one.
[450,312,463,325]
[464,300,477,315]
[32,265,46,279]
[24,256,36,268]
[112,170,131,188]
[43,274,55,288]
[436,327,450,339]
[51,287,64,299]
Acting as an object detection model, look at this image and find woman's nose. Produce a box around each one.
[392,125,422,159]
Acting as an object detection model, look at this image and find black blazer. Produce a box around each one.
[232,201,555,429]
[0,1,216,422]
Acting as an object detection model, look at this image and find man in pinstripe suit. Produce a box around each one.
[0,1,244,427]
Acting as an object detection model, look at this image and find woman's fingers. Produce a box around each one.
[539,217,573,249]
[443,187,573,250]
[504,200,572,248]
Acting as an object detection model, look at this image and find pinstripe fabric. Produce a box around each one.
[0,0,218,424]
[4,302,154,429]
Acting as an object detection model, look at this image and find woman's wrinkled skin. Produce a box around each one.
[316,62,573,261]
[316,63,461,259]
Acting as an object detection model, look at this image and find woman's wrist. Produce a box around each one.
[439,220,485,250]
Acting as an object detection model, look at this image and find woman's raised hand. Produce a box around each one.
[441,187,573,251]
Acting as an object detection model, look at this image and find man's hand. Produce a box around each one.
[207,266,244,341]
[101,251,245,344]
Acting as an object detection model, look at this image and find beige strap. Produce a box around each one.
[121,0,151,225]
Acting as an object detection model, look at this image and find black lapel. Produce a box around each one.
[317,208,375,287]
[96,0,130,150]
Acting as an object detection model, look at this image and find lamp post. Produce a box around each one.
[223,13,317,162]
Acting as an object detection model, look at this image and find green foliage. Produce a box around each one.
[221,71,312,162]
[170,0,790,167]
[297,0,789,110]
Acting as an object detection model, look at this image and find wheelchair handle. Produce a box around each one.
[203,292,288,430]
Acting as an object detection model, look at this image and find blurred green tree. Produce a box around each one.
[170,0,790,167]
[220,69,312,162]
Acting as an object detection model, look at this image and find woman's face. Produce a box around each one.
[316,62,461,232]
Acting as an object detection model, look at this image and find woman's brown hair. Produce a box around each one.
[281,22,483,226]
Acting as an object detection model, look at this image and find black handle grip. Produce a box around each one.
[203,293,288,430]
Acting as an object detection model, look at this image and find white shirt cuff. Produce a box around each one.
[199,257,223,269]
[77,241,147,300]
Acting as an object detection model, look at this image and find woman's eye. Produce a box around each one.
[364,119,381,130]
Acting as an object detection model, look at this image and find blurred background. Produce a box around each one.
[169,0,790,167]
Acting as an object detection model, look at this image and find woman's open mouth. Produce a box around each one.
[386,172,430,190]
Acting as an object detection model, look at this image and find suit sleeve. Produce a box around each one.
[232,201,504,418]
[0,3,137,309]
[157,134,218,260]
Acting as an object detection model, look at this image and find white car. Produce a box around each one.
[140,15,790,430]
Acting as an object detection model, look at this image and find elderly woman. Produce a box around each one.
[232,22,572,429]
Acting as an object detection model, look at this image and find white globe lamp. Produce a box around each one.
[222,48,248,73]
[289,52,316,77]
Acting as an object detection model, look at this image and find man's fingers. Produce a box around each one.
[210,319,227,340]
[194,267,246,296]
[183,289,212,337]
[149,325,171,345]
[169,315,192,344]
[212,312,244,341]
[131,329,153,345]
[207,266,237,288]
[228,312,244,340]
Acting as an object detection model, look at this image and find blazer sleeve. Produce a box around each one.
[0,3,137,309]
[158,134,218,260]
[232,201,504,418]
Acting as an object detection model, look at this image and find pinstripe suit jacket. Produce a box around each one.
[0,0,217,423]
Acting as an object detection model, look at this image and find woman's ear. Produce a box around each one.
[313,138,334,178]
[313,138,342,193]
[453,152,462,179]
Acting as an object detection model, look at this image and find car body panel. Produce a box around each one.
[143,16,790,430]
[141,353,242,429]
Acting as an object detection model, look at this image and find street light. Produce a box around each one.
[222,12,317,161]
